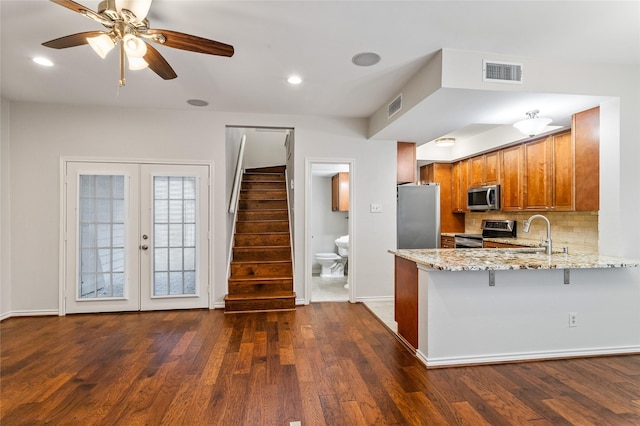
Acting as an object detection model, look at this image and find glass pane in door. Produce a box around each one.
[152,176,197,296]
[78,175,125,299]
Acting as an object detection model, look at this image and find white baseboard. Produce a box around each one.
[355,295,394,304]
[416,345,640,368]
[2,309,60,320]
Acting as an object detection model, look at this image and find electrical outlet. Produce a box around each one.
[569,312,577,327]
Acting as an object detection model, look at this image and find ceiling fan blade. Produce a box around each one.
[42,31,106,49]
[49,0,113,25]
[50,0,93,14]
[144,43,177,80]
[147,29,234,57]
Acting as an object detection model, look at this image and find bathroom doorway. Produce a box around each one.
[305,159,354,303]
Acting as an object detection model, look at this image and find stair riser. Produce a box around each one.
[233,247,291,262]
[236,221,289,233]
[242,181,286,190]
[231,262,293,277]
[247,166,286,174]
[238,200,288,210]
[224,298,296,312]
[240,190,287,200]
[237,210,288,221]
[243,174,285,182]
[234,234,290,247]
[228,281,293,294]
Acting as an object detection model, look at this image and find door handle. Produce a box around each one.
[141,245,149,250]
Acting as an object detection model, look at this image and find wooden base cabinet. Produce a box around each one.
[394,256,418,351]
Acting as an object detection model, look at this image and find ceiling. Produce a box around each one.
[2,1,639,157]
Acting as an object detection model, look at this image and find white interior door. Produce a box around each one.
[64,162,210,314]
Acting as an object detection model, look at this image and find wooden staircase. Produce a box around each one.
[225,166,296,313]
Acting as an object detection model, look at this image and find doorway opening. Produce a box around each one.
[306,159,354,303]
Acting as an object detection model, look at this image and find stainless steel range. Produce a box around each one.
[454,219,517,248]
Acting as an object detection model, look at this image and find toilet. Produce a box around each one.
[314,253,345,277]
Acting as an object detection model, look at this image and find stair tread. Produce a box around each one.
[234,245,290,249]
[229,275,293,281]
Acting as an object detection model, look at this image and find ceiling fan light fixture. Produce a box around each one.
[87,33,115,59]
[435,137,456,147]
[513,110,552,137]
[127,56,149,70]
[116,0,152,23]
[122,34,147,58]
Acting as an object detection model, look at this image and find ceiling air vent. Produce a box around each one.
[388,94,402,118]
[483,60,523,84]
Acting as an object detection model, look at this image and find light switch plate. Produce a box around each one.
[370,203,383,213]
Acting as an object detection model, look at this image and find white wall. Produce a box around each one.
[243,128,287,170]
[1,99,11,318]
[1,102,397,315]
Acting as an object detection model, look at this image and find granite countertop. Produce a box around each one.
[389,248,640,271]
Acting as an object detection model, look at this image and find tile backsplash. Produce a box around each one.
[465,211,598,249]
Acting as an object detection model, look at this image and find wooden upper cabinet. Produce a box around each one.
[469,151,500,187]
[331,172,349,211]
[419,163,464,233]
[573,107,600,211]
[451,159,469,213]
[523,136,552,211]
[551,131,574,211]
[500,144,524,211]
[397,142,417,184]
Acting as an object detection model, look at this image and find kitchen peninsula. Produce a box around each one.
[390,248,640,368]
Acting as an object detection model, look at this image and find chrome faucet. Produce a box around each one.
[523,214,552,255]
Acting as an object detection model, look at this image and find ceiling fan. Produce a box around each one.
[42,0,234,86]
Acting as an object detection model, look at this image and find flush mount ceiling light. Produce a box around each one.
[287,75,302,85]
[513,110,552,137]
[33,57,54,67]
[352,52,381,67]
[435,137,456,147]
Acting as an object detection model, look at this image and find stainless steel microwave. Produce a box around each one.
[467,185,500,211]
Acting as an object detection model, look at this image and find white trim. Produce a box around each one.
[355,295,394,304]
[416,346,640,368]
[5,310,59,318]
[304,158,356,305]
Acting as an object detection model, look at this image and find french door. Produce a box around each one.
[64,162,210,314]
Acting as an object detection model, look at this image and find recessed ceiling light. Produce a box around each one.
[187,99,209,107]
[352,52,381,67]
[287,75,302,85]
[33,57,54,67]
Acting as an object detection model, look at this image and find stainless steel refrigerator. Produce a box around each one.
[397,184,441,249]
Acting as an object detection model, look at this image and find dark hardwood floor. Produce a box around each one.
[1,303,639,425]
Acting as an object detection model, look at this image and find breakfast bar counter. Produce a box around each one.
[389,248,640,271]
[390,248,640,368]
